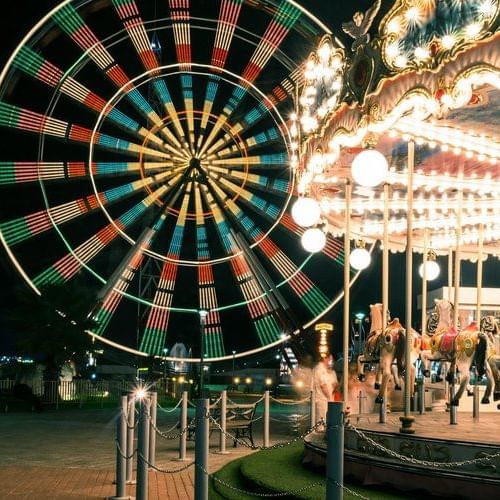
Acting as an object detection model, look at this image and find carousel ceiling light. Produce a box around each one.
[351,149,388,187]
[479,1,495,17]
[415,47,429,60]
[387,18,402,34]
[291,197,322,227]
[405,7,420,23]
[419,251,440,280]
[441,35,456,49]
[349,241,371,270]
[466,23,482,38]
[301,228,326,253]
[394,55,408,67]
[387,43,400,58]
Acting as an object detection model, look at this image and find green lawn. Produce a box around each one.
[211,443,407,499]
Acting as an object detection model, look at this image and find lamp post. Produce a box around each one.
[232,350,236,389]
[354,312,365,356]
[163,347,168,377]
[198,309,209,398]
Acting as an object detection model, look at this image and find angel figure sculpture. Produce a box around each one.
[342,0,381,52]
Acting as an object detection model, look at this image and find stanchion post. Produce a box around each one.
[194,399,209,500]
[326,401,344,500]
[449,382,457,425]
[218,390,228,454]
[473,383,479,420]
[310,390,316,428]
[263,390,270,448]
[136,396,151,500]
[178,391,188,461]
[149,391,157,467]
[126,395,135,484]
[358,390,364,415]
[378,399,386,424]
[418,379,425,415]
[109,394,128,499]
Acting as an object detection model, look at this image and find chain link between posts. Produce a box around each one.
[269,395,311,406]
[151,417,195,440]
[347,423,500,467]
[157,397,183,413]
[207,413,324,450]
[115,439,137,460]
[138,453,195,473]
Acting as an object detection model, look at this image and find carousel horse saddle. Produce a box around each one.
[433,327,458,354]
[365,331,381,356]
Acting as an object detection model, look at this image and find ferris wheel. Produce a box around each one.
[0,0,349,361]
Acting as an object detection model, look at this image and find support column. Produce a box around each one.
[136,396,151,500]
[194,399,209,500]
[326,402,344,500]
[263,390,270,448]
[149,391,157,467]
[178,391,188,461]
[126,395,135,484]
[400,140,415,434]
[342,181,351,407]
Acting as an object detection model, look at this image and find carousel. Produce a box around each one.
[292,0,500,496]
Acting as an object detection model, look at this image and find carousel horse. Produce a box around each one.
[477,315,500,402]
[422,310,448,382]
[420,298,490,406]
[356,304,407,403]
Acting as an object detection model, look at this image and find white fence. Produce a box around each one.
[0,379,134,406]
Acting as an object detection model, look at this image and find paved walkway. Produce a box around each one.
[0,403,298,498]
[0,465,195,499]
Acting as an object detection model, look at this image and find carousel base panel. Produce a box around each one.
[304,412,500,499]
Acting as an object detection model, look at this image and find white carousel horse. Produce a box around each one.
[420,298,493,406]
[356,304,407,403]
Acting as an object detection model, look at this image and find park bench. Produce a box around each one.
[187,401,257,448]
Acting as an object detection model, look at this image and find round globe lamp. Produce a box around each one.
[291,197,321,227]
[349,247,371,270]
[301,228,326,253]
[419,260,440,281]
[351,149,388,187]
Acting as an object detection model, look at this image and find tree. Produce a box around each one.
[6,282,99,380]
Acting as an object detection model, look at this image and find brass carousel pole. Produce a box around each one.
[448,248,453,300]
[400,139,415,434]
[382,183,390,333]
[476,223,484,322]
[453,167,464,327]
[421,229,428,338]
[342,180,352,407]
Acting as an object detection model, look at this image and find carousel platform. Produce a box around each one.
[304,412,500,499]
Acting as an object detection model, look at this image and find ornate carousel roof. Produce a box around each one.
[295,0,500,261]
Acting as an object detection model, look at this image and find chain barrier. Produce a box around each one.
[348,423,500,468]
[120,410,139,430]
[202,463,324,497]
[270,395,311,406]
[209,395,223,407]
[269,414,308,423]
[151,417,195,440]
[157,398,183,413]
[138,453,195,474]
[115,439,137,460]
[226,394,265,406]
[207,414,324,450]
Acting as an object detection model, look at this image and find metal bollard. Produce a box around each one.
[136,396,151,500]
[449,382,457,425]
[194,399,209,500]
[310,390,316,428]
[126,395,135,484]
[473,384,480,419]
[378,397,386,424]
[418,380,425,415]
[109,395,128,499]
[218,390,229,454]
[178,391,188,461]
[326,402,344,500]
[263,390,270,448]
[149,391,157,467]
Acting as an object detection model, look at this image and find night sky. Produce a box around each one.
[0,1,498,359]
